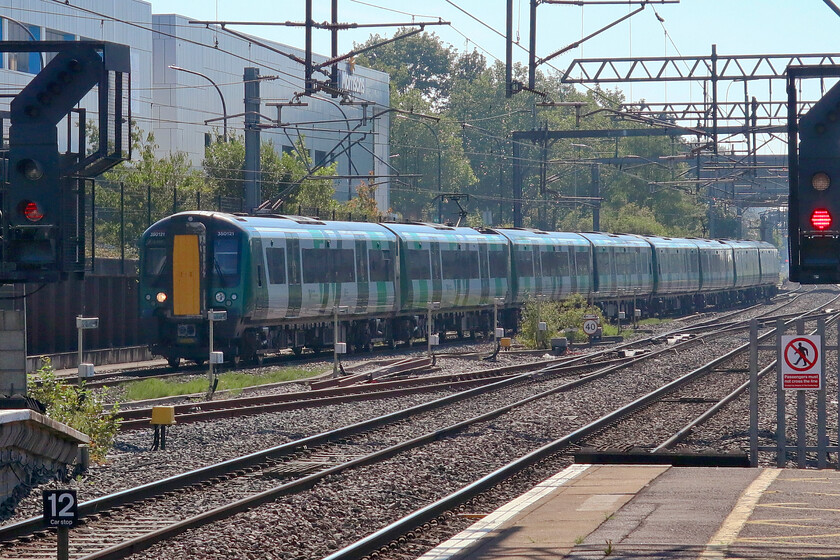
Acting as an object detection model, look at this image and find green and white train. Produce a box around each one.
[138,212,779,367]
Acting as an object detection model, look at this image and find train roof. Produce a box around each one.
[634,235,698,249]
[145,211,398,239]
[380,222,508,246]
[494,228,590,247]
[577,232,652,248]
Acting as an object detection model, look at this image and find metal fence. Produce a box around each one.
[90,180,388,271]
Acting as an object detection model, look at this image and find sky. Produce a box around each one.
[144,0,840,102]
[145,0,840,156]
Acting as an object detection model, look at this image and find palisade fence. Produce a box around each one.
[88,180,389,270]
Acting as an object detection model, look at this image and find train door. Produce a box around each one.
[355,239,369,315]
[172,221,206,316]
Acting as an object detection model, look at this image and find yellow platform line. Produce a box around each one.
[698,468,781,559]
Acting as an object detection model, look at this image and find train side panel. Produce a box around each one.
[383,223,509,312]
[578,233,653,299]
[495,229,592,303]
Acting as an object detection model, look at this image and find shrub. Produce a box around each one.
[28,358,121,463]
[518,294,606,347]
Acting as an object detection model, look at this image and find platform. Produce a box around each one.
[421,464,840,560]
[0,409,89,517]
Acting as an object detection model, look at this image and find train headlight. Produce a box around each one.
[156,292,167,303]
[215,291,226,303]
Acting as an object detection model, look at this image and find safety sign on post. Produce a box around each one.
[780,335,822,390]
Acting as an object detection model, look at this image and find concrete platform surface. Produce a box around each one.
[421,465,840,560]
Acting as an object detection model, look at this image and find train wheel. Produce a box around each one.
[192,359,205,367]
[387,338,397,349]
[167,357,180,369]
[292,347,303,356]
[257,354,265,366]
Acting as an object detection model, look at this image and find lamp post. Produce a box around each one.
[169,65,228,140]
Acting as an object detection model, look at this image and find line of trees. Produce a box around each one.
[93,28,750,260]
[356,28,737,237]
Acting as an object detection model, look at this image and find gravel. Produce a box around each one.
[4,287,836,560]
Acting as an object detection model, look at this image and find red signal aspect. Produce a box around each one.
[22,201,44,222]
[811,208,832,230]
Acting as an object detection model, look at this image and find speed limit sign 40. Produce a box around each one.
[583,319,599,336]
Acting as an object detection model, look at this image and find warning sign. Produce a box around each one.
[780,335,822,390]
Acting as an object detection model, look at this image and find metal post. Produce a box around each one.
[77,316,83,376]
[506,0,513,97]
[333,306,340,377]
[796,319,807,468]
[528,0,537,90]
[777,318,786,467]
[305,0,314,93]
[749,318,758,467]
[244,67,261,213]
[591,164,600,231]
[818,317,827,468]
[427,304,433,358]
[58,526,69,560]
[711,44,718,155]
[208,317,214,397]
[119,181,125,275]
[513,141,522,228]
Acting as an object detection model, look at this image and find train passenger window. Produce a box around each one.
[302,248,327,283]
[213,237,240,287]
[541,252,558,277]
[334,249,356,283]
[575,250,589,276]
[369,249,392,282]
[266,247,286,284]
[515,248,534,276]
[489,250,507,278]
[302,247,356,283]
[441,250,477,279]
[405,249,431,280]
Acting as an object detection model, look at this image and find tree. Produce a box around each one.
[203,135,338,213]
[355,28,455,108]
[97,130,205,256]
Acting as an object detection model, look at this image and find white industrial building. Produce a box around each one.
[0,0,391,211]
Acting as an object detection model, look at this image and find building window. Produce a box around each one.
[44,29,75,66]
[7,21,41,74]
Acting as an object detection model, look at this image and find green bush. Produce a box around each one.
[518,294,607,347]
[28,359,121,463]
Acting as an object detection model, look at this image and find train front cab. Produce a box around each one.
[139,213,245,367]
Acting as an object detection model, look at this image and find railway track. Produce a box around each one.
[1,289,830,559]
[323,293,840,560]
[113,289,817,429]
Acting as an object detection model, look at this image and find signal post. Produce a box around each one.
[788,65,840,283]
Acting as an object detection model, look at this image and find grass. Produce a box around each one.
[124,367,318,401]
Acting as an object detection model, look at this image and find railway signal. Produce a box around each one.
[0,41,130,283]
[789,70,840,284]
